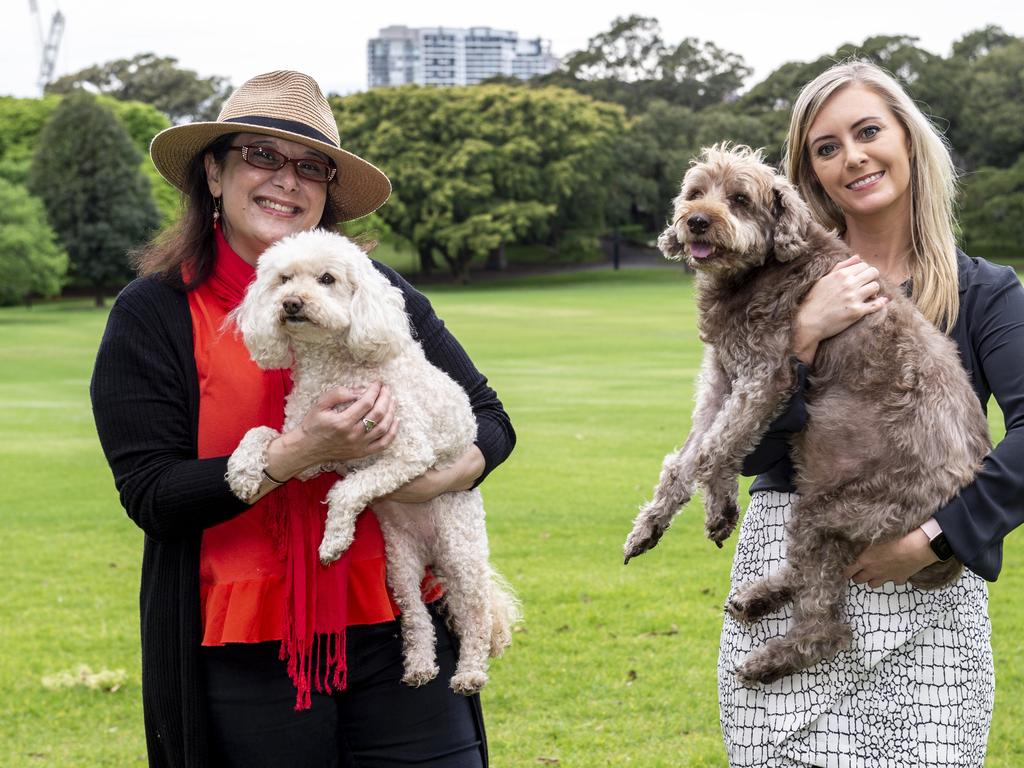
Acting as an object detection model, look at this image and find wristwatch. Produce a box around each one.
[920,517,954,562]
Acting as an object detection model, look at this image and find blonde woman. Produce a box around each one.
[719,60,1024,767]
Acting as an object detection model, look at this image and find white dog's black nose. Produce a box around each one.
[687,214,710,235]
[283,297,304,316]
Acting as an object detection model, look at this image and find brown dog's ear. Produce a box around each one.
[657,225,685,261]
[771,176,812,262]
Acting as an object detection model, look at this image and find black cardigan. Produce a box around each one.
[743,251,1024,581]
[90,263,515,768]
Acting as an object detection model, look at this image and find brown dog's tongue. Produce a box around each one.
[690,243,714,260]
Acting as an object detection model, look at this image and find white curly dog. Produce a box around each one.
[226,229,518,694]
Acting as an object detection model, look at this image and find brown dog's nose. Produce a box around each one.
[687,214,710,235]
[283,297,304,315]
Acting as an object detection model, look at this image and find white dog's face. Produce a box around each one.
[234,229,411,369]
[258,234,360,341]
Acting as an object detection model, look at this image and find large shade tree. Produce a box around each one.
[539,15,751,114]
[46,53,232,123]
[333,84,626,279]
[0,178,68,305]
[28,91,160,305]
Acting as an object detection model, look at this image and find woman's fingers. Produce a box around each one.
[352,384,395,435]
[830,254,862,272]
[365,416,399,454]
[856,280,881,301]
[316,384,369,412]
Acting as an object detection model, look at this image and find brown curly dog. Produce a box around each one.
[623,144,990,684]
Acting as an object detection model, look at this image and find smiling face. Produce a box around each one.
[205,133,329,266]
[806,84,912,225]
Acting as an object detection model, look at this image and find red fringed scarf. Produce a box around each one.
[192,225,349,709]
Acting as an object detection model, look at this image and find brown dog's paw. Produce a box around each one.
[704,499,739,547]
[657,226,685,260]
[726,582,790,623]
[735,642,793,685]
[623,520,668,564]
[624,496,686,564]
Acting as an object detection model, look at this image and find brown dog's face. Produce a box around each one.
[659,145,807,277]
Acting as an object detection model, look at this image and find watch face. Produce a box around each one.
[930,533,954,562]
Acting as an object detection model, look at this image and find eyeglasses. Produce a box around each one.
[229,145,337,183]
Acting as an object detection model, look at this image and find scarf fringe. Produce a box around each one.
[280,631,347,710]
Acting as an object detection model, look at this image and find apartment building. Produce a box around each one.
[367,25,558,88]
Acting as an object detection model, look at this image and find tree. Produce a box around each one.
[0,95,61,187]
[542,15,751,113]
[45,53,232,123]
[960,156,1024,262]
[956,39,1024,168]
[952,25,1017,62]
[564,15,666,82]
[0,178,68,305]
[0,95,178,223]
[28,92,160,305]
[333,85,625,279]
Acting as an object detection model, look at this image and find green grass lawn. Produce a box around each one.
[2,269,1022,766]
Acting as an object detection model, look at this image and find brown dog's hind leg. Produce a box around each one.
[736,531,859,684]
[727,564,797,623]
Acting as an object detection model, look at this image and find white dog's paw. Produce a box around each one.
[402,662,440,688]
[318,531,354,565]
[450,670,487,696]
[225,426,281,502]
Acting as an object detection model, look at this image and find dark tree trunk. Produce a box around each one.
[447,250,472,284]
[484,244,507,271]
[417,243,439,275]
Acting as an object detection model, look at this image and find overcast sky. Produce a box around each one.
[2,0,1021,100]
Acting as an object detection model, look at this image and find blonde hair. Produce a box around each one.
[783,60,959,331]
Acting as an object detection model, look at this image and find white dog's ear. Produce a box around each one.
[771,176,813,263]
[345,257,411,365]
[230,275,293,370]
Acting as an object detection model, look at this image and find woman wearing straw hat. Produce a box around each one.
[91,70,515,768]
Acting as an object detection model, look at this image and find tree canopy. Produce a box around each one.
[28,92,160,305]
[2,22,1022,294]
[537,15,751,114]
[45,53,232,123]
[0,178,68,305]
[333,84,626,278]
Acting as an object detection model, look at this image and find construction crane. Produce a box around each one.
[28,0,65,94]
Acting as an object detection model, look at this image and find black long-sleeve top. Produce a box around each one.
[742,251,1024,582]
[90,262,515,768]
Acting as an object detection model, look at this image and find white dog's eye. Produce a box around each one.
[318,273,335,286]
[280,275,292,284]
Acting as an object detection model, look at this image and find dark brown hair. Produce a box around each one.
[133,133,341,289]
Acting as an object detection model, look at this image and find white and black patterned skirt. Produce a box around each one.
[718,490,994,768]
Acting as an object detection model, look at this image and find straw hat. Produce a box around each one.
[150,70,390,221]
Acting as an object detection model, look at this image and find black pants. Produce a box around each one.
[200,606,487,767]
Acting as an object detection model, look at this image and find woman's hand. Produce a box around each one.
[265,383,399,482]
[844,528,940,588]
[792,255,889,364]
[380,446,486,504]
